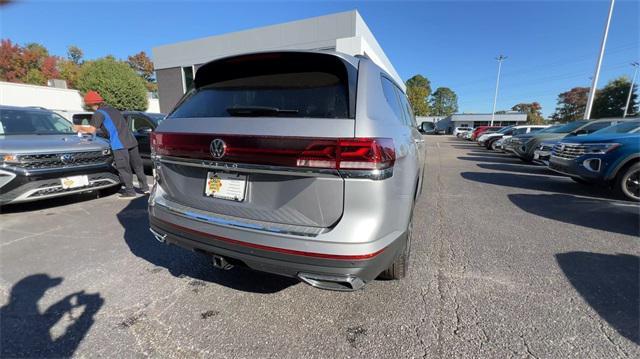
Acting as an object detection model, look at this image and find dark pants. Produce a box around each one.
[113,146,148,194]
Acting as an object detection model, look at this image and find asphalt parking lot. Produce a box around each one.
[1,135,638,358]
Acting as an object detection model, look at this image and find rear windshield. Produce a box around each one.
[0,109,74,135]
[169,53,357,119]
[546,121,588,133]
[72,113,92,125]
[593,120,640,134]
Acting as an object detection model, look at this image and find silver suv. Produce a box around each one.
[0,106,119,205]
[148,51,425,291]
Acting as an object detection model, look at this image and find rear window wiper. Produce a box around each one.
[226,106,299,117]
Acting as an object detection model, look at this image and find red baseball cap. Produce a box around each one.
[84,91,104,105]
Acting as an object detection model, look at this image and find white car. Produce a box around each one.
[482,125,550,150]
[454,127,473,137]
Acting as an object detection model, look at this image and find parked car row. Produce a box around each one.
[0,105,165,206]
[458,118,640,201]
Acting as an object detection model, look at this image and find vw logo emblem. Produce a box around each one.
[559,144,565,151]
[60,154,74,164]
[210,139,226,159]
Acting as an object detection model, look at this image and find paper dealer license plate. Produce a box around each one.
[205,172,247,201]
[60,175,89,189]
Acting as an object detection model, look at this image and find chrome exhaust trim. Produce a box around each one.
[297,272,365,292]
[149,227,167,243]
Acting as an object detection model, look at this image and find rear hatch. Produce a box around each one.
[154,52,359,228]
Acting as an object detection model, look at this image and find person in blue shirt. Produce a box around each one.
[75,91,149,199]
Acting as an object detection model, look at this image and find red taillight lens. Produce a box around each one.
[152,133,395,171]
[297,138,396,170]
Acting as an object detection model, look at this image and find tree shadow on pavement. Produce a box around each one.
[461,171,618,199]
[508,193,639,236]
[0,274,104,358]
[556,252,639,344]
[117,197,298,293]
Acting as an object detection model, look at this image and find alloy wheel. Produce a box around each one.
[623,168,640,201]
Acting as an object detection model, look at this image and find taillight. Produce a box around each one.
[152,133,395,171]
[298,138,395,170]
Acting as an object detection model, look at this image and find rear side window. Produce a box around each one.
[381,77,404,124]
[581,121,613,134]
[397,89,416,127]
[170,53,356,119]
[529,127,544,132]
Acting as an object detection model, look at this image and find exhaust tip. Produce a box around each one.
[212,254,234,270]
[297,272,365,291]
[149,227,167,243]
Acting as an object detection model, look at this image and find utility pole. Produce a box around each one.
[623,61,639,118]
[584,0,615,120]
[491,55,507,126]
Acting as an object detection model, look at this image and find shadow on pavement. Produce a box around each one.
[461,171,618,199]
[117,197,298,293]
[0,274,104,358]
[458,156,528,165]
[477,163,564,177]
[556,252,639,344]
[0,191,108,214]
[508,193,639,236]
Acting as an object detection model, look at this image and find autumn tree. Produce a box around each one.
[430,87,458,116]
[591,77,638,119]
[127,51,156,92]
[0,40,59,85]
[552,87,589,122]
[512,102,544,124]
[405,74,431,116]
[0,39,25,82]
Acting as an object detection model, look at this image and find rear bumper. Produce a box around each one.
[147,183,407,287]
[149,215,405,287]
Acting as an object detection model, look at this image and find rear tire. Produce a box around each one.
[615,163,640,202]
[378,213,413,280]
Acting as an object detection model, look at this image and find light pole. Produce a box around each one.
[584,0,615,120]
[623,61,639,118]
[491,55,507,126]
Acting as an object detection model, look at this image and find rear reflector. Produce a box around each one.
[151,133,395,171]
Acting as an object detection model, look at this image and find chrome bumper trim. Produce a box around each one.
[10,178,119,203]
[153,194,327,238]
[156,155,393,180]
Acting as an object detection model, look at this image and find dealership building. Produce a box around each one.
[152,10,402,113]
[418,112,528,133]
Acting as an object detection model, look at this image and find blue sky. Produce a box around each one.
[1,0,638,117]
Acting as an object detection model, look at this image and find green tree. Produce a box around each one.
[512,102,544,124]
[67,45,83,65]
[58,59,81,88]
[430,87,458,116]
[77,57,148,111]
[23,68,46,85]
[405,74,431,116]
[592,76,638,119]
[552,87,589,122]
